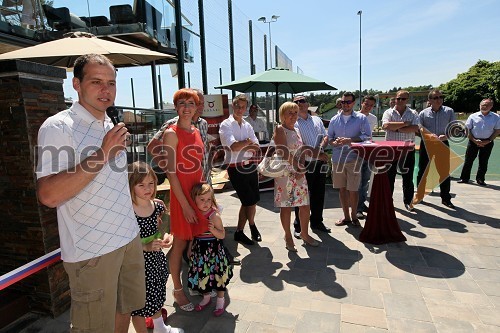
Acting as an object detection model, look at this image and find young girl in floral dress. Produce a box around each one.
[187,183,233,317]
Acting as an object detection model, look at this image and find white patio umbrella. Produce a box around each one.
[0,33,176,68]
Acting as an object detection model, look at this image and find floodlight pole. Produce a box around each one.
[258,15,279,68]
[357,10,362,105]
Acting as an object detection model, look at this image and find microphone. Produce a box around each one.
[106,106,119,125]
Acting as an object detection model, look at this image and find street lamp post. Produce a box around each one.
[258,15,279,68]
[357,10,362,106]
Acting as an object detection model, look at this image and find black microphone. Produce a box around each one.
[106,106,119,125]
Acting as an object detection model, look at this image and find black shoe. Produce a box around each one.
[404,203,414,212]
[362,204,369,213]
[311,223,331,233]
[293,230,301,239]
[249,224,262,242]
[356,211,365,220]
[230,258,241,266]
[457,179,469,184]
[442,200,455,209]
[234,230,254,245]
[476,180,487,186]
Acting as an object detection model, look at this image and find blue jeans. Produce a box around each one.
[357,160,372,212]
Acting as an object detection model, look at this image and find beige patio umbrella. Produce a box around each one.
[0,32,176,68]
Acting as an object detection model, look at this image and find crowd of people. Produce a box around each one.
[35,53,500,332]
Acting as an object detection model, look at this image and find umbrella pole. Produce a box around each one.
[275,84,279,123]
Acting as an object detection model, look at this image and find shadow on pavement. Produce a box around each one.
[396,205,468,233]
[385,244,466,278]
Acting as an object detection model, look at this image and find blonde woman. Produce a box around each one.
[273,102,320,252]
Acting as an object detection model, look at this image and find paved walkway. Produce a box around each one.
[4,179,500,333]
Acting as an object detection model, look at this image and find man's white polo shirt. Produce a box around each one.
[36,102,139,263]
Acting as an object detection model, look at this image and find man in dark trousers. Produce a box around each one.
[292,95,330,238]
[382,90,420,211]
[416,89,456,208]
[458,98,500,186]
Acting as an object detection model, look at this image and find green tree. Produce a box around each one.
[439,60,500,113]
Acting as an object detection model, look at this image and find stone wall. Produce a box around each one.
[0,60,69,320]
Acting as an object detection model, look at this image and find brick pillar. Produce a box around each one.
[0,60,69,323]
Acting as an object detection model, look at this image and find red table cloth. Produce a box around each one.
[351,141,415,244]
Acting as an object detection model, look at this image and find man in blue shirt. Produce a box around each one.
[458,98,500,186]
[292,95,330,238]
[328,92,372,227]
[416,89,456,208]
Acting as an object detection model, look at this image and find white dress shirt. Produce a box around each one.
[219,115,259,163]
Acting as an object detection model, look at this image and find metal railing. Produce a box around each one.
[115,105,176,163]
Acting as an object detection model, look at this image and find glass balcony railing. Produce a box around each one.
[1,0,195,62]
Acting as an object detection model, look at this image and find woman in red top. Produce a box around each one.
[163,88,206,311]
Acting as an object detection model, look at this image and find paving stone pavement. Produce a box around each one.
[5,179,499,333]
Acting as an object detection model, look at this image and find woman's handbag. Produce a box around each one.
[257,147,290,178]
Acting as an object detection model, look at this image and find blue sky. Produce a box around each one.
[59,0,500,108]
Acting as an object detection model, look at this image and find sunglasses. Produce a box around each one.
[294,99,307,104]
[430,96,444,100]
[340,100,354,104]
[396,97,408,101]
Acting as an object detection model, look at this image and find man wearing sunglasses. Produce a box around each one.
[382,90,419,211]
[328,92,372,227]
[292,95,330,238]
[415,89,456,208]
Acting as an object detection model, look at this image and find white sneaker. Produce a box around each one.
[165,326,184,333]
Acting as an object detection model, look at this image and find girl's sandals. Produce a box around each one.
[172,288,194,312]
[213,299,225,317]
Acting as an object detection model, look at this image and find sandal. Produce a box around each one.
[300,235,319,247]
[213,299,225,317]
[172,288,194,312]
[303,239,320,247]
[335,218,351,226]
[351,219,361,227]
[284,236,298,252]
[195,299,212,312]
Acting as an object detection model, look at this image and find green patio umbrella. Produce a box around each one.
[214,68,336,121]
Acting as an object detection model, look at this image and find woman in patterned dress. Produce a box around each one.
[274,102,320,252]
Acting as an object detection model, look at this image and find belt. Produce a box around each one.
[227,160,255,168]
[304,159,326,164]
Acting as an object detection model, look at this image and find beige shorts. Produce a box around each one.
[331,161,362,191]
[63,235,145,333]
